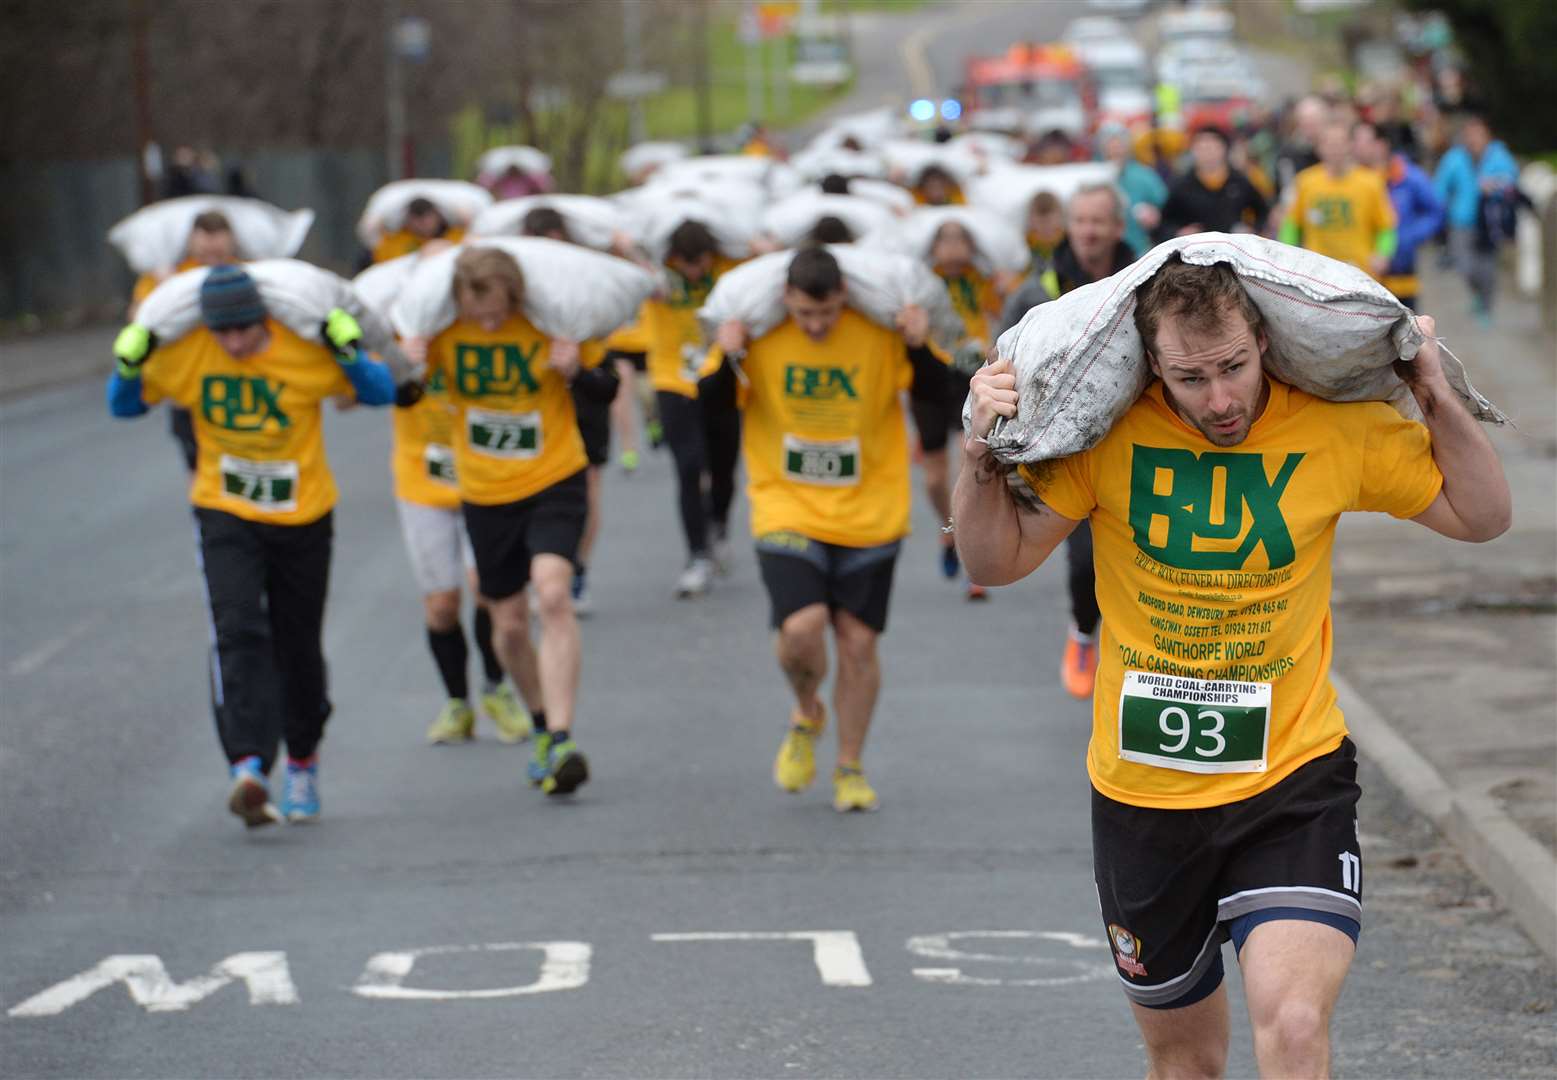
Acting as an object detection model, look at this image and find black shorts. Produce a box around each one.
[606,349,647,374]
[462,470,588,600]
[756,532,900,633]
[908,368,972,454]
[572,390,611,466]
[1093,738,1363,1009]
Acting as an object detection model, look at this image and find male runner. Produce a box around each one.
[108,265,398,826]
[955,255,1509,1076]
[997,182,1139,698]
[416,246,619,794]
[1351,120,1444,311]
[1280,122,1397,280]
[374,197,464,264]
[702,248,950,811]
[128,210,240,472]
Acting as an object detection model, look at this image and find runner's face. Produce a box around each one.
[1148,309,1269,448]
[457,282,513,333]
[667,252,714,281]
[930,225,974,274]
[1191,133,1227,175]
[1067,191,1123,264]
[187,229,236,266]
[212,322,269,360]
[783,287,846,342]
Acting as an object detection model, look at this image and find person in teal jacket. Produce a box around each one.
[1099,122,1168,255]
[1433,114,1520,323]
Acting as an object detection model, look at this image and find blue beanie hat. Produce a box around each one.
[200,265,267,330]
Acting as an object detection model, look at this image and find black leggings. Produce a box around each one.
[658,390,709,557]
[702,396,740,533]
[1066,520,1101,636]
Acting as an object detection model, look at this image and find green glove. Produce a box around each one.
[114,324,154,366]
[322,308,363,360]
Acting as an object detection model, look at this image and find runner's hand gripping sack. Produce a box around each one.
[132,259,413,381]
[697,245,963,352]
[975,232,1509,464]
[108,196,314,275]
[389,237,659,343]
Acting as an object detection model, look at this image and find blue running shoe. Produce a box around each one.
[940,542,960,580]
[528,732,554,787]
[541,735,590,796]
[227,756,281,829]
[281,757,320,824]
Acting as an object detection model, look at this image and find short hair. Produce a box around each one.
[807,215,855,245]
[191,210,233,235]
[406,197,438,217]
[819,173,851,195]
[917,164,955,188]
[1028,190,1062,217]
[1192,126,1231,150]
[1133,256,1263,355]
[931,220,977,251]
[786,246,844,300]
[453,245,525,313]
[667,219,718,263]
[520,206,569,241]
[1070,181,1127,225]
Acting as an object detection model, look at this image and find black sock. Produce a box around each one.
[531,709,548,735]
[427,625,469,701]
[473,607,504,686]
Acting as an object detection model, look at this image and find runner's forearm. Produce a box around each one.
[951,443,1037,585]
[1418,382,1511,539]
[337,348,396,406]
[106,368,149,418]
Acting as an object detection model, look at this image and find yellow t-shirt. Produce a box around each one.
[142,320,352,526]
[1288,165,1395,275]
[391,366,460,509]
[718,309,916,547]
[1019,379,1443,810]
[372,226,467,264]
[639,259,734,398]
[937,266,1003,350]
[425,314,603,506]
[605,313,652,355]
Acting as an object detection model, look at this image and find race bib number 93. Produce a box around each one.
[1118,672,1271,774]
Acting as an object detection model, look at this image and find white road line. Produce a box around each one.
[653,931,873,987]
[351,942,592,1000]
[8,952,297,1017]
[6,612,108,678]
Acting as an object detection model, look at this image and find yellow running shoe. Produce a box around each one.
[482,682,531,744]
[832,765,879,813]
[427,699,475,744]
[773,705,826,792]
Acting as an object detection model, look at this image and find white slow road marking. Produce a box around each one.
[652,931,873,988]
[7,952,297,1017]
[907,931,1113,987]
[6,613,108,678]
[351,942,592,1001]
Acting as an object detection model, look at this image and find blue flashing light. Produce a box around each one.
[940,99,962,121]
[909,98,937,123]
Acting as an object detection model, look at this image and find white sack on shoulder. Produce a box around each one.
[389,237,658,343]
[697,244,963,352]
[356,180,493,249]
[845,178,916,214]
[789,146,888,181]
[653,155,804,198]
[974,232,1508,464]
[761,192,896,247]
[879,140,983,186]
[870,205,1031,275]
[475,145,552,179]
[470,195,629,251]
[619,188,761,262]
[967,162,1119,231]
[352,255,421,321]
[621,141,689,179]
[134,258,412,381]
[108,196,314,276]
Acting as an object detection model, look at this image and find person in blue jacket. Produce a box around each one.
[1433,114,1520,324]
[108,266,398,829]
[1354,120,1446,311]
[1099,122,1169,256]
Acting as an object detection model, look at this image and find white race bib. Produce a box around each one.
[782,434,860,487]
[467,407,541,460]
[424,442,457,485]
[219,454,299,513]
[1117,671,1271,774]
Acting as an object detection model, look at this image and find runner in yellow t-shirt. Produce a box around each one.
[415,246,618,796]
[107,265,397,828]
[700,247,951,812]
[372,198,466,264]
[127,209,241,472]
[1280,123,1397,279]
[925,219,1006,599]
[953,256,1509,1075]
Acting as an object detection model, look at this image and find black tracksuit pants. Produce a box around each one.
[195,507,333,772]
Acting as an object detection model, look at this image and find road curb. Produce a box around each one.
[1334,671,1557,961]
